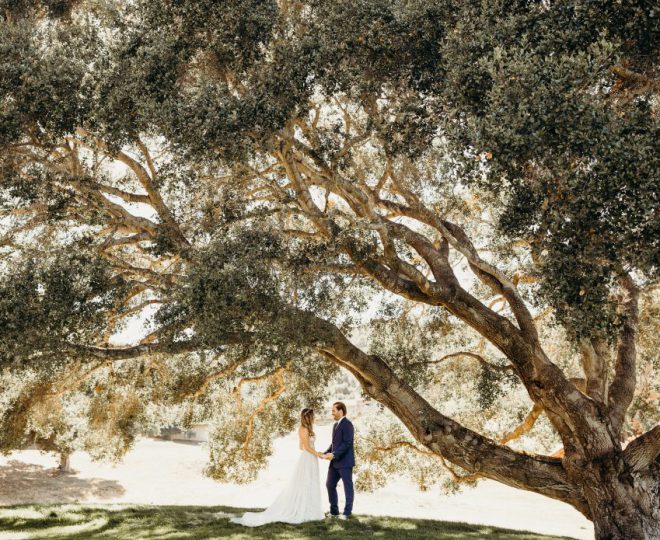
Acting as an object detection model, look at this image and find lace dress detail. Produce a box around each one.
[230,435,324,526]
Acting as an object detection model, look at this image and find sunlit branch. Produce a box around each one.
[413,351,513,373]
[183,356,248,399]
[241,367,287,456]
[372,439,481,483]
[499,403,544,445]
[49,361,111,397]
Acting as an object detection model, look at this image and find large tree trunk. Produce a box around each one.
[565,454,660,539]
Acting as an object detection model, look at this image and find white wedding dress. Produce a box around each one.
[230,435,324,526]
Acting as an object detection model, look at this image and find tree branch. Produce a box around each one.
[75,129,190,249]
[63,339,199,360]
[499,403,544,445]
[241,367,287,456]
[182,356,247,399]
[372,439,481,483]
[412,351,513,373]
[274,146,603,448]
[310,318,587,511]
[608,274,640,434]
[623,426,660,472]
[579,338,607,402]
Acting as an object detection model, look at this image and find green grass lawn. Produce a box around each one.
[0,504,579,540]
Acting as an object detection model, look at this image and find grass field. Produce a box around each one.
[0,504,579,539]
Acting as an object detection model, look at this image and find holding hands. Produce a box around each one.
[320,453,334,460]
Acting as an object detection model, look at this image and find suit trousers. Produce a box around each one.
[326,465,354,516]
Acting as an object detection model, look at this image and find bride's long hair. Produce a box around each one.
[300,408,315,437]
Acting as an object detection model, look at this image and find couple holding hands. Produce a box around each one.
[231,402,355,527]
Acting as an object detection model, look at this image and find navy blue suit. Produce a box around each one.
[324,417,354,516]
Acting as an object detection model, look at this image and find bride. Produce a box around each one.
[230,408,325,526]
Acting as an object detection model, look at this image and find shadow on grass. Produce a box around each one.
[0,461,125,505]
[0,504,580,539]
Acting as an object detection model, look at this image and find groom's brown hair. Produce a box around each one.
[333,401,347,416]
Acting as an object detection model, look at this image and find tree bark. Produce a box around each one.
[309,313,660,539]
[312,319,589,511]
[57,452,72,474]
[564,450,660,539]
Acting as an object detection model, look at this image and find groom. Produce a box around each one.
[322,401,354,519]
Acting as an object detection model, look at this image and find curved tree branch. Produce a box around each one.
[412,351,513,373]
[499,403,544,445]
[310,318,588,513]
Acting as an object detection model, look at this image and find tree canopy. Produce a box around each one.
[0,1,658,538]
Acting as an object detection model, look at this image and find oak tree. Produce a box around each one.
[0,1,658,538]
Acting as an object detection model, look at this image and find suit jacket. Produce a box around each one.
[324,417,355,469]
